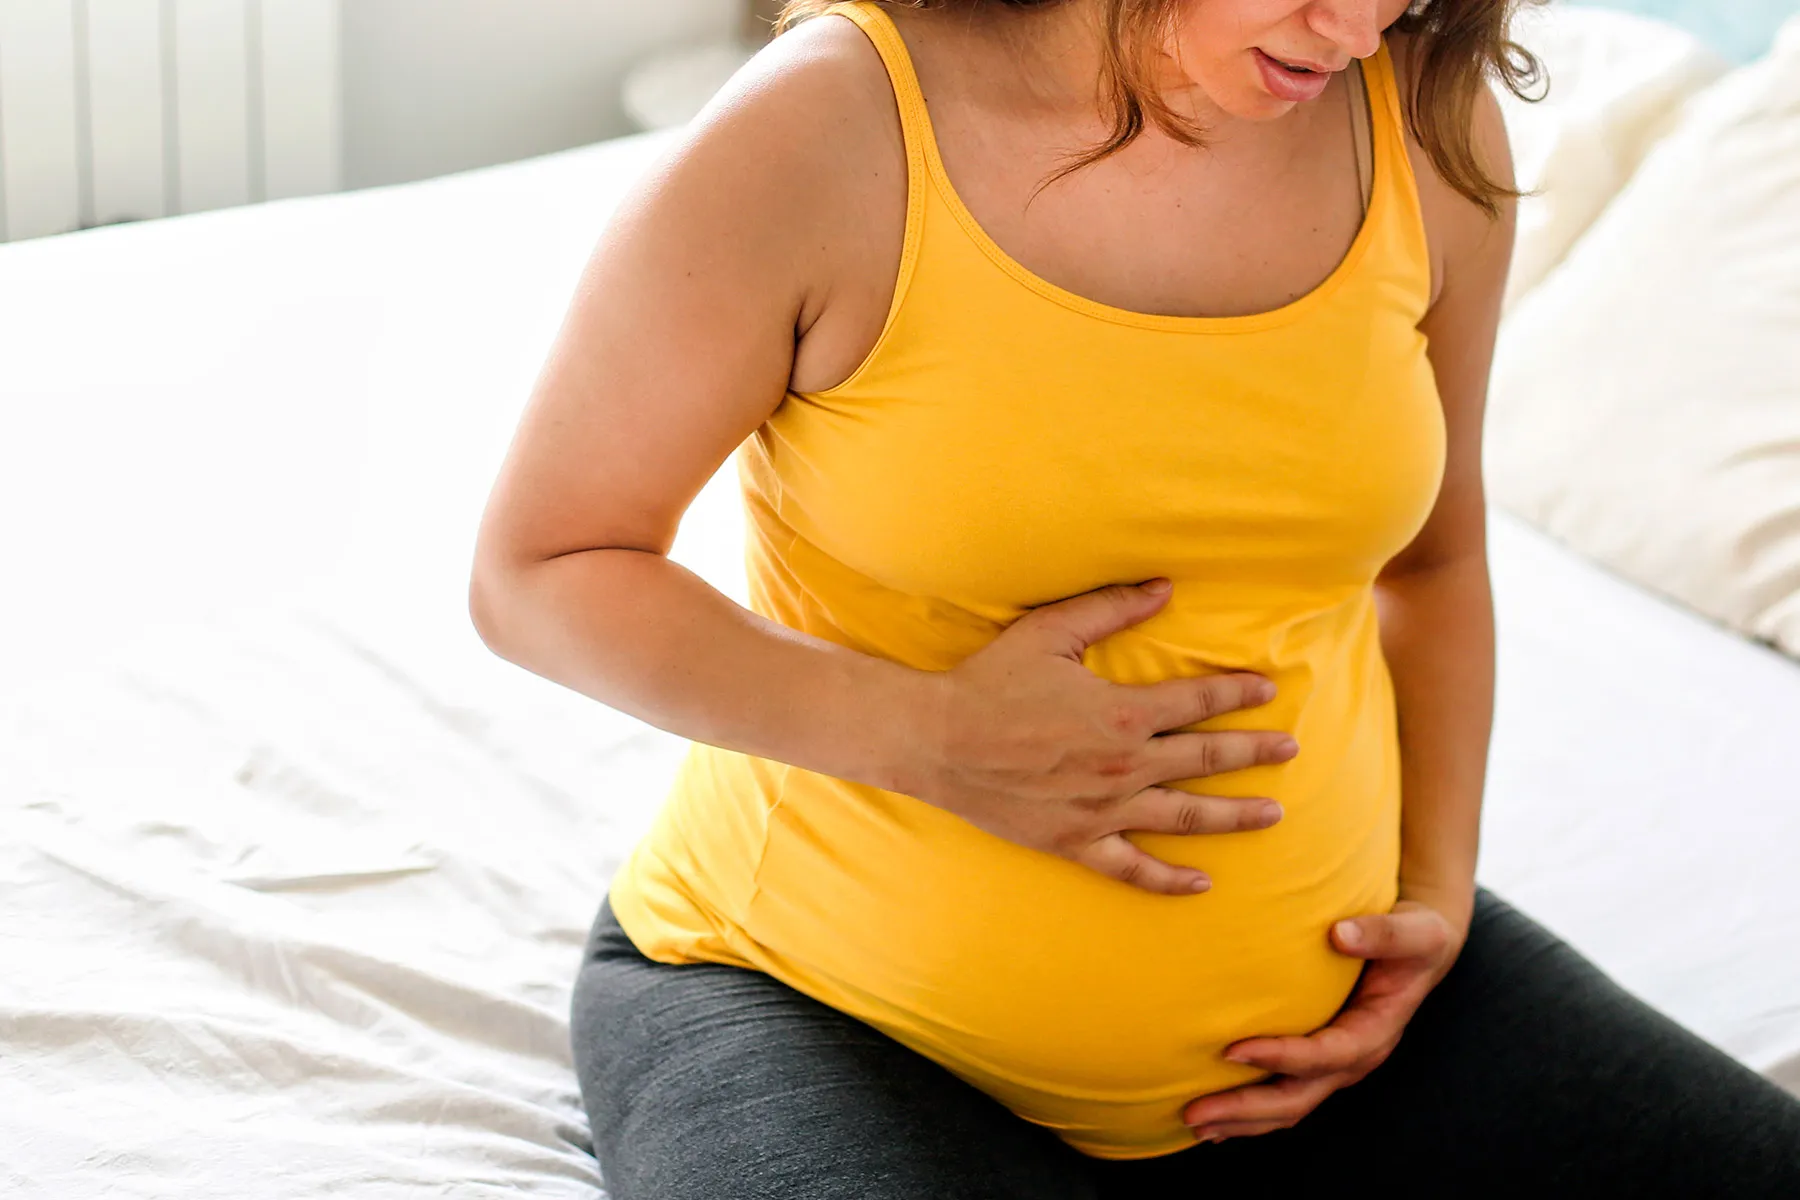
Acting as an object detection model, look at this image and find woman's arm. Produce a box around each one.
[467,18,1295,893]
[1182,64,1516,1143]
[468,22,937,795]
[1372,44,1517,943]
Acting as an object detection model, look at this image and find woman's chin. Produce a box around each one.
[1201,68,1305,122]
[1219,89,1301,122]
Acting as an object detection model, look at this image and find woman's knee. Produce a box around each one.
[1377,886,1800,1189]
[569,938,1095,1200]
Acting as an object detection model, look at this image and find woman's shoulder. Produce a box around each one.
[623,11,908,315]
[1379,25,1517,310]
[1379,24,1515,198]
[668,12,904,195]
[619,12,902,222]
[616,11,908,393]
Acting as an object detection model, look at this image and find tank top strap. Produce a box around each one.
[822,3,928,131]
[819,1,929,338]
[819,0,1431,325]
[1361,36,1433,292]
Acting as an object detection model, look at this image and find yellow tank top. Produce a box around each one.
[606,0,1444,1161]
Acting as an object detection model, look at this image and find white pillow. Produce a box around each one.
[1485,15,1800,661]
[1499,5,1729,312]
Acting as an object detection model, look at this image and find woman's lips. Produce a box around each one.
[1253,48,1334,103]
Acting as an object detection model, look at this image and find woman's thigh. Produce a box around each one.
[1091,887,1800,1197]
[569,892,1100,1200]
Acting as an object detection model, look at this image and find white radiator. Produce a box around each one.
[0,0,340,243]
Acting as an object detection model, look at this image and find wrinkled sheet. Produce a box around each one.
[7,492,1798,1200]
[3,66,1799,1200]
[0,128,694,1200]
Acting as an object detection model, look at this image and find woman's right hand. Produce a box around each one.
[912,578,1299,896]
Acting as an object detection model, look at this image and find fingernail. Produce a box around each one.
[1254,679,1277,702]
[1142,577,1171,594]
[1188,874,1212,893]
[1260,802,1283,825]
[1276,737,1299,757]
[1225,1050,1252,1064]
[1336,920,1362,948]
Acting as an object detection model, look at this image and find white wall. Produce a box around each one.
[340,0,736,190]
[0,0,343,243]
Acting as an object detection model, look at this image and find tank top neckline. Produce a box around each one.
[823,0,1409,337]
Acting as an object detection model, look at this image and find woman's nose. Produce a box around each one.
[1306,0,1383,61]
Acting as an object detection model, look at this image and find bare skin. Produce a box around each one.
[471,0,1513,1143]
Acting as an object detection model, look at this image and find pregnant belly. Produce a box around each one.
[731,680,1402,1160]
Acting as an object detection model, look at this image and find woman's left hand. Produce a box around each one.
[1181,898,1467,1143]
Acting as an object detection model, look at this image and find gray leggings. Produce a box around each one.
[570,887,1800,1198]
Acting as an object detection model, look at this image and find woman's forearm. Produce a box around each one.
[1374,551,1497,938]
[470,547,939,796]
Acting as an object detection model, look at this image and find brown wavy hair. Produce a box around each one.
[772,0,1546,218]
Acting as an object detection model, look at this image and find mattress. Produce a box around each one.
[2,57,1797,1200]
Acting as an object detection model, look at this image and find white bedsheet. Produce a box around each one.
[3,87,1798,1200]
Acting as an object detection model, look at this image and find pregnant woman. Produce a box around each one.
[470,0,1800,1194]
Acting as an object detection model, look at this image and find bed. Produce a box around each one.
[3,8,1797,1198]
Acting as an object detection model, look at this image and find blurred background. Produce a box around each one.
[0,0,776,243]
[2,3,1797,1195]
[0,0,1792,244]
